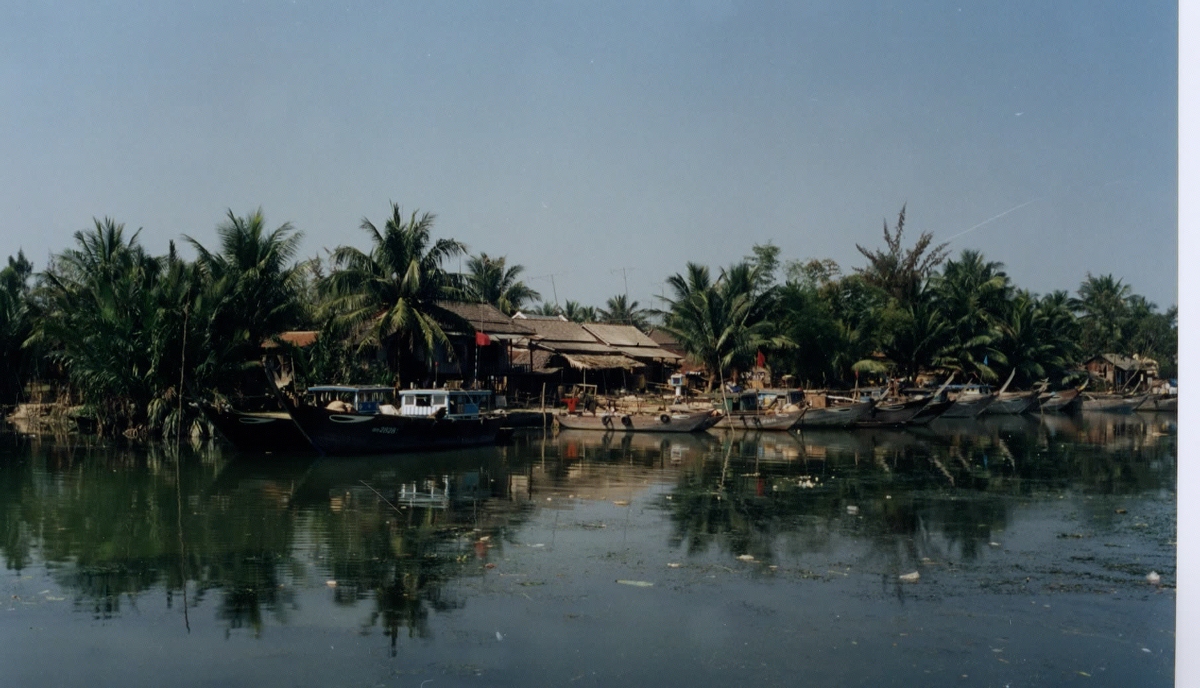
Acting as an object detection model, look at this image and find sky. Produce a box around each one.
[0,0,1178,311]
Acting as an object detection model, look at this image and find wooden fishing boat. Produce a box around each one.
[274,384,505,456]
[1138,394,1177,412]
[982,390,1040,416]
[199,403,313,453]
[908,399,955,425]
[1039,387,1083,414]
[794,397,876,428]
[712,407,806,431]
[1080,393,1147,414]
[855,396,931,427]
[555,408,722,433]
[941,388,996,418]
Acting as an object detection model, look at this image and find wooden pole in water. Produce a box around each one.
[540,382,546,430]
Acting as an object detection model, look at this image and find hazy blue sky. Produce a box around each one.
[0,1,1178,310]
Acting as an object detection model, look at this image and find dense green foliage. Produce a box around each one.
[0,203,1177,436]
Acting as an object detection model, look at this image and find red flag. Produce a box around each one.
[756,350,765,368]
[475,331,491,346]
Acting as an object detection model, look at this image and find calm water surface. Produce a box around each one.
[0,413,1176,687]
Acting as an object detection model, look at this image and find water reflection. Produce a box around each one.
[0,412,1175,644]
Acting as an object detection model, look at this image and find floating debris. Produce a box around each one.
[616,580,653,587]
[496,631,504,641]
[846,505,859,515]
[667,562,682,568]
[737,554,756,562]
[325,580,338,588]
[898,571,920,583]
[1146,571,1161,585]
[612,500,630,506]
[1115,508,1127,514]
[989,542,1001,547]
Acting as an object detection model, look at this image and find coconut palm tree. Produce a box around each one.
[659,261,785,391]
[561,300,597,323]
[1070,273,1132,358]
[598,294,651,330]
[463,253,541,315]
[322,203,470,382]
[930,250,1012,382]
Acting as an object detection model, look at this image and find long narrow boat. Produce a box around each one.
[199,403,313,453]
[712,407,806,431]
[274,384,505,456]
[1080,394,1148,414]
[1039,388,1083,414]
[556,408,721,433]
[855,397,930,427]
[1138,394,1178,412]
[941,390,996,418]
[794,398,876,429]
[982,391,1040,416]
[908,399,955,426]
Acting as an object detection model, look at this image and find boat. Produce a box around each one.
[855,396,932,427]
[908,399,955,425]
[274,384,506,456]
[982,390,1040,416]
[1138,394,1177,412]
[1039,387,1083,414]
[794,396,876,428]
[199,402,314,453]
[555,408,722,433]
[712,407,806,431]
[1079,393,1148,414]
[711,390,807,431]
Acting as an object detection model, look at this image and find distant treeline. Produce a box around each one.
[0,203,1177,437]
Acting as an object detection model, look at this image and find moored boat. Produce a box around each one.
[1080,393,1147,414]
[275,384,505,456]
[941,388,996,418]
[856,396,931,427]
[1039,388,1083,414]
[555,408,722,433]
[712,407,806,431]
[908,399,955,425]
[982,390,1040,416]
[794,397,876,428]
[199,403,313,453]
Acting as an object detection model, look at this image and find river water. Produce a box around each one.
[0,412,1176,687]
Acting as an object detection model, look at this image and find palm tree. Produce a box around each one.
[463,253,540,315]
[1070,273,1132,358]
[33,219,184,435]
[0,252,35,403]
[930,250,1012,382]
[184,209,306,397]
[659,261,784,391]
[322,203,470,382]
[855,205,949,307]
[561,300,597,323]
[598,294,651,330]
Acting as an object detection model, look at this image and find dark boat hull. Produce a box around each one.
[286,405,505,456]
[908,399,955,426]
[856,397,929,427]
[200,405,313,453]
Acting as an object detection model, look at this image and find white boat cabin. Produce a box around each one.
[392,389,495,419]
[305,385,496,419]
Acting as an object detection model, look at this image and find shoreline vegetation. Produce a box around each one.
[0,203,1177,439]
